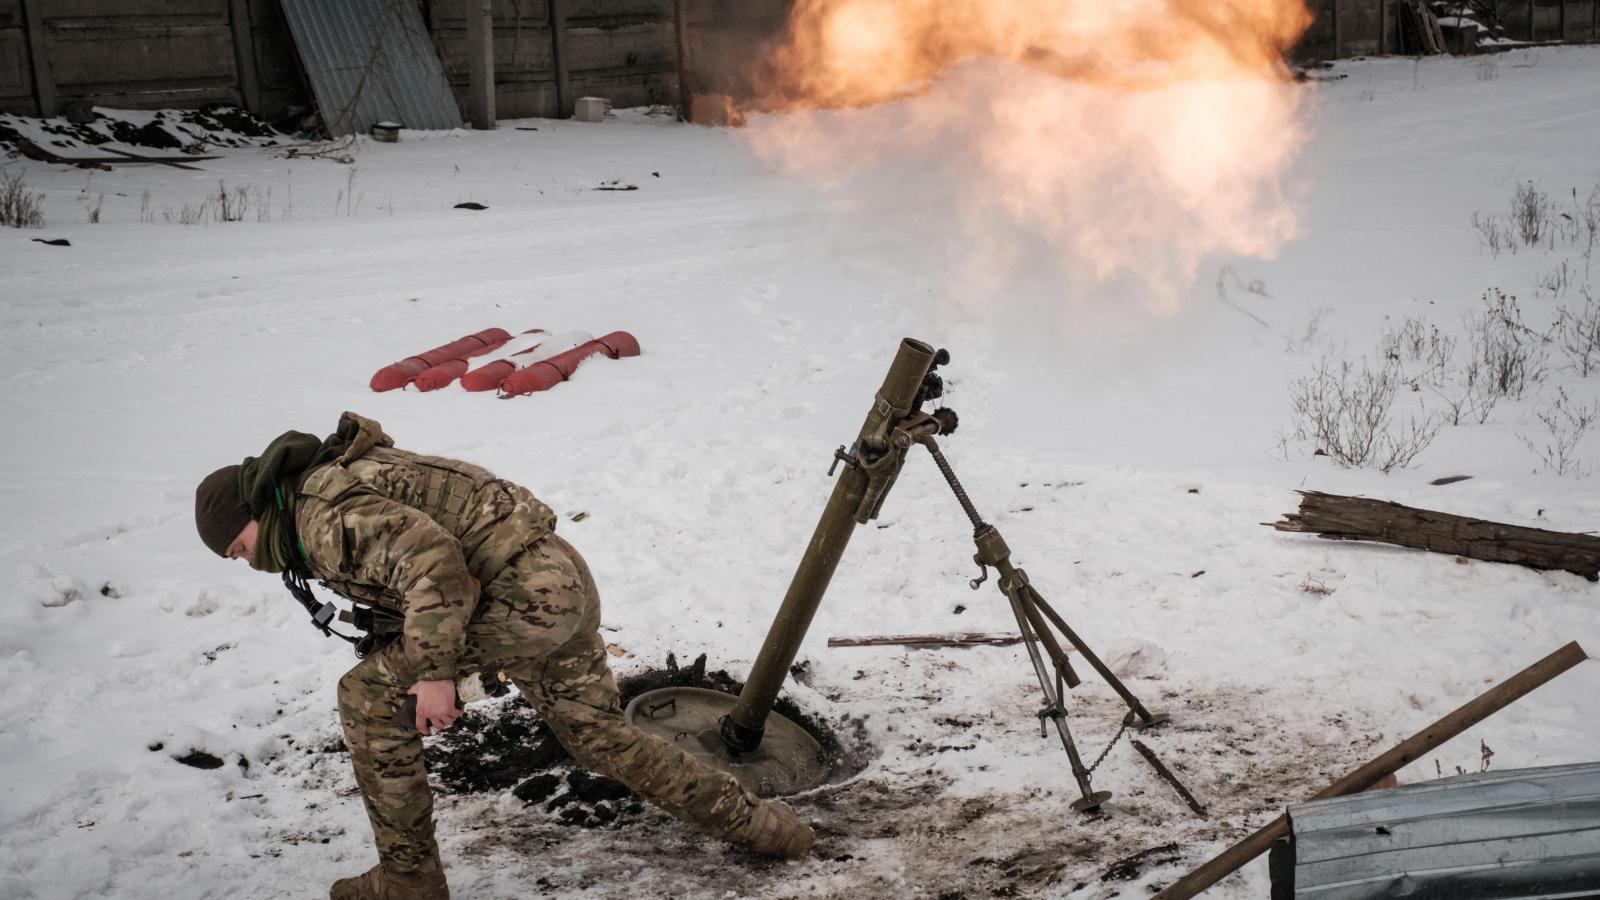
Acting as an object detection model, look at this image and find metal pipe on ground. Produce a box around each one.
[1153,640,1590,900]
[369,328,512,391]
[497,331,640,396]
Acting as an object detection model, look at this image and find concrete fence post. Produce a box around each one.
[1331,0,1342,60]
[19,0,54,117]
[547,0,571,117]
[464,0,495,128]
[228,0,261,114]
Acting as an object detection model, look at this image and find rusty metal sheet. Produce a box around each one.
[278,0,460,135]
[1276,762,1600,900]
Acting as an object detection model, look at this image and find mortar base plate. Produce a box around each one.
[623,687,827,797]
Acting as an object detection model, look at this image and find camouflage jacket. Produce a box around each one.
[293,414,557,681]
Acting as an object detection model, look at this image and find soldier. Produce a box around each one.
[194,412,812,900]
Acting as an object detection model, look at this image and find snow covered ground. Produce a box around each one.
[3,47,1600,899]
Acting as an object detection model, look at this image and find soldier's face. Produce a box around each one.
[225,520,259,564]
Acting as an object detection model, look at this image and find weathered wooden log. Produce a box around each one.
[1269,490,1600,581]
[17,138,218,170]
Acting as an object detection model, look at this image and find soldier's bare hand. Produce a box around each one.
[407,679,462,735]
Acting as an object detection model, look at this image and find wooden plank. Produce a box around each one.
[828,633,1025,649]
[18,0,52,115]
[227,0,258,112]
[18,136,220,167]
[1429,1,1446,50]
[1154,642,1591,900]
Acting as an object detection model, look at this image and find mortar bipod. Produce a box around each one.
[912,429,1168,813]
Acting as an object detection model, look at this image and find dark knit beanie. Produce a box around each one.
[195,465,251,558]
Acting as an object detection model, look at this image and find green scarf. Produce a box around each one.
[238,420,362,574]
[249,486,300,574]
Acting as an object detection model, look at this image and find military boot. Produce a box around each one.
[329,860,449,900]
[727,799,814,860]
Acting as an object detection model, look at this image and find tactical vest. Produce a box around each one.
[296,445,557,620]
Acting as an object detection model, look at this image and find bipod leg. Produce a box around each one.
[1025,585,1168,730]
[1005,579,1111,813]
[1007,570,1081,689]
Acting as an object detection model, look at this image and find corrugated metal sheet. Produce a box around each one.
[278,0,460,135]
[1277,762,1600,900]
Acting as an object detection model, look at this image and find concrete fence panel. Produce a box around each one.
[428,0,560,121]
[1,0,1596,123]
[0,0,34,114]
[562,0,677,112]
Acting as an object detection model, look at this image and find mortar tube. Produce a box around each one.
[722,338,936,753]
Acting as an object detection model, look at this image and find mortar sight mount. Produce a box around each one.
[624,338,1166,811]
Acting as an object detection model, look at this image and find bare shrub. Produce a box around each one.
[1517,386,1599,477]
[85,192,103,224]
[214,181,248,223]
[163,202,207,225]
[1285,307,1332,354]
[1380,315,1456,389]
[1556,286,1600,377]
[154,183,258,225]
[1431,358,1500,426]
[1510,181,1551,248]
[1472,182,1599,259]
[1465,289,1548,401]
[1,169,46,228]
[1299,575,1335,596]
[1289,354,1441,472]
[1471,210,1514,257]
[279,134,357,164]
[1534,259,1571,298]
[1574,185,1600,271]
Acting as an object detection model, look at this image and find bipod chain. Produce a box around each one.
[909,429,1169,814]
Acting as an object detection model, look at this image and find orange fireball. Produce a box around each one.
[744,0,1316,309]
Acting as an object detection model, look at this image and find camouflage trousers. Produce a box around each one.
[336,533,767,873]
